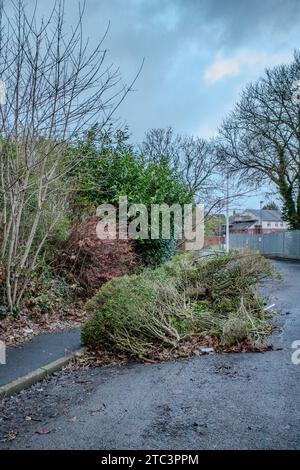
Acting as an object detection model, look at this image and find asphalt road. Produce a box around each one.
[0,260,299,450]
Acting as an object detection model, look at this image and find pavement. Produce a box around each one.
[0,260,299,450]
[0,328,81,386]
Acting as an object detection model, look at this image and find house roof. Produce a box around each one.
[230,221,255,230]
[242,209,283,222]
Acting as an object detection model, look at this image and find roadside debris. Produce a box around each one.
[199,347,215,354]
[1,430,18,442]
[36,428,56,435]
[0,302,87,347]
[82,252,276,361]
[263,303,276,312]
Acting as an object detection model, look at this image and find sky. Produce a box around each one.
[27,0,300,142]
[18,0,300,208]
[78,0,299,142]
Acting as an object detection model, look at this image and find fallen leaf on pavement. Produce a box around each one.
[36,428,56,435]
[89,404,106,415]
[1,430,18,441]
[0,415,9,421]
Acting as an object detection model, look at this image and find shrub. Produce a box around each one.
[56,217,137,296]
[135,237,178,267]
[26,275,74,315]
[82,252,275,358]
[67,129,193,266]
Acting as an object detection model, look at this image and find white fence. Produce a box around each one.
[230,230,300,260]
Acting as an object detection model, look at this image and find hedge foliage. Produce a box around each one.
[82,252,275,358]
[68,129,193,266]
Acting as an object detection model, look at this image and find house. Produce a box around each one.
[228,209,288,234]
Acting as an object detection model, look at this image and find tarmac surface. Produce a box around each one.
[0,260,299,450]
[0,328,81,386]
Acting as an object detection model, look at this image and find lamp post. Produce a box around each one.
[260,200,264,234]
[225,175,230,252]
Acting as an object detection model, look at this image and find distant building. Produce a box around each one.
[227,209,288,234]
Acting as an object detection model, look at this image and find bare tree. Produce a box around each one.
[262,201,279,211]
[139,127,181,164]
[218,51,300,229]
[140,127,219,199]
[0,0,139,310]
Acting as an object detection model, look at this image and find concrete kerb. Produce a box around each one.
[0,347,86,399]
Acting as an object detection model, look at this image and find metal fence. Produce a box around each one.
[230,230,300,260]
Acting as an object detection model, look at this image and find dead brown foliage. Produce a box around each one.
[56,217,138,296]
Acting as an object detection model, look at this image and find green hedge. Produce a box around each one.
[67,130,193,266]
[82,252,275,358]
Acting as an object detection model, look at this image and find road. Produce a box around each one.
[0,260,299,450]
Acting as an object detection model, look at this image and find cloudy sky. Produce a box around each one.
[78,0,299,143]
[32,0,299,143]
[22,0,300,207]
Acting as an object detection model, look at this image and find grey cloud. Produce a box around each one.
[15,0,300,139]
